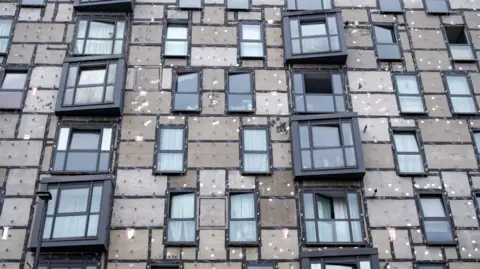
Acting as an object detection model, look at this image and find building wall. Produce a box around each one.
[0,1,480,269]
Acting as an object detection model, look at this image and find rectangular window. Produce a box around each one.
[21,0,46,6]
[227,72,254,112]
[173,72,200,111]
[476,194,480,213]
[473,132,480,159]
[373,25,401,60]
[394,74,425,114]
[227,0,249,10]
[156,126,186,174]
[229,193,257,243]
[378,0,402,13]
[241,127,270,174]
[445,74,477,114]
[0,19,12,54]
[52,125,114,173]
[178,0,201,9]
[290,17,339,55]
[293,72,345,113]
[39,261,99,269]
[444,26,474,61]
[74,0,133,12]
[417,265,445,269]
[302,249,380,269]
[0,70,28,110]
[239,22,264,59]
[303,190,363,244]
[286,0,332,10]
[424,0,450,14]
[74,19,125,55]
[167,193,196,243]
[392,131,425,175]
[165,25,189,57]
[418,194,454,244]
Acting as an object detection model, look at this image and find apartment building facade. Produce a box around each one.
[0,1,480,269]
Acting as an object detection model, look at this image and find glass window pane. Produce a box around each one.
[303,193,314,218]
[160,129,184,150]
[90,186,103,213]
[345,147,356,166]
[87,215,99,236]
[325,266,354,269]
[302,37,329,53]
[301,150,312,169]
[301,23,326,36]
[335,96,345,112]
[88,21,114,38]
[177,73,199,92]
[451,97,477,113]
[158,153,184,172]
[397,154,424,173]
[75,40,84,54]
[52,216,87,238]
[305,220,317,242]
[66,152,99,171]
[78,69,106,85]
[57,128,70,150]
[446,76,470,95]
[244,153,269,172]
[351,221,363,242]
[1,73,27,89]
[299,125,310,148]
[0,39,7,53]
[114,40,123,54]
[241,42,264,57]
[341,123,353,146]
[292,39,301,54]
[70,131,100,150]
[167,220,195,242]
[77,20,88,38]
[43,217,52,239]
[58,188,90,213]
[347,193,360,218]
[167,26,188,39]
[450,45,474,60]
[375,26,395,43]
[290,20,299,38]
[330,36,340,51]
[165,41,188,56]
[53,152,66,171]
[174,93,199,111]
[107,64,117,84]
[424,220,453,242]
[242,24,261,40]
[399,96,424,113]
[170,193,195,218]
[359,261,371,269]
[327,17,337,35]
[305,95,335,112]
[229,220,256,242]
[115,21,125,39]
[244,129,267,151]
[231,193,255,218]
[313,149,345,168]
[228,94,253,111]
[101,128,112,151]
[67,67,78,87]
[229,73,251,93]
[228,0,249,9]
[396,75,419,94]
[46,188,58,214]
[393,134,419,152]
[74,86,104,105]
[104,86,114,103]
[63,88,74,105]
[421,197,446,217]
[98,152,109,172]
[293,74,304,93]
[312,126,340,147]
[331,74,342,94]
[84,40,112,54]
[474,133,480,149]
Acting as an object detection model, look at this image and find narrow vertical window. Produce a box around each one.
[0,70,28,109]
[167,193,196,243]
[286,0,332,10]
[74,19,125,55]
[444,26,475,61]
[394,75,425,114]
[418,194,454,244]
[445,74,477,114]
[165,25,189,57]
[239,23,264,58]
[227,72,254,112]
[373,25,401,60]
[241,128,270,174]
[229,193,257,243]
[0,19,12,54]
[173,72,200,112]
[290,17,340,54]
[392,131,426,175]
[156,126,186,173]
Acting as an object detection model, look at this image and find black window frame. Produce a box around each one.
[302,188,365,246]
[178,0,202,9]
[238,21,265,59]
[50,122,116,175]
[372,23,402,61]
[226,0,251,10]
[72,16,127,57]
[226,70,255,113]
[38,260,100,269]
[423,0,450,14]
[443,25,476,62]
[154,124,188,175]
[443,72,479,116]
[392,73,427,115]
[282,10,348,64]
[55,55,126,117]
[416,264,446,269]
[474,192,480,216]
[29,175,114,252]
[472,128,480,165]
[165,190,197,246]
[286,0,333,11]
[301,248,381,269]
[227,190,259,246]
[291,70,346,114]
[290,112,365,181]
[163,22,190,58]
[73,0,133,12]
[390,127,428,177]
[0,67,30,110]
[378,0,403,13]
[20,0,46,7]
[0,18,13,56]
[171,69,201,112]
[416,190,455,246]
[151,263,181,269]
[240,126,271,175]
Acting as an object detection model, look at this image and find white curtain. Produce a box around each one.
[348,193,362,242]
[316,196,353,242]
[168,194,195,242]
[52,188,90,238]
[53,216,87,238]
[230,194,256,242]
[83,21,114,54]
[446,76,476,113]
[394,134,424,173]
[0,20,11,53]
[332,198,349,242]
[84,40,112,55]
[244,130,269,172]
[159,129,184,172]
[74,86,104,104]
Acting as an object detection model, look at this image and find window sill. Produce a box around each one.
[304,242,368,247]
[379,10,403,14]
[398,171,428,177]
[154,170,186,176]
[400,111,428,116]
[164,54,189,59]
[426,10,451,15]
[241,171,271,176]
[49,170,112,175]
[425,241,456,246]
[227,109,255,114]
[164,242,197,247]
[227,241,260,247]
[19,3,45,7]
[452,112,479,117]
[74,0,133,12]
[240,56,265,60]
[451,58,477,63]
